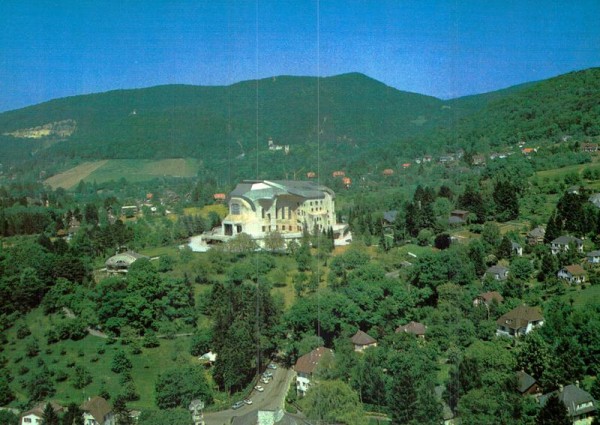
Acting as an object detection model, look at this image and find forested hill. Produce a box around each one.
[1,68,599,175]
[439,68,600,148]
[0,73,453,163]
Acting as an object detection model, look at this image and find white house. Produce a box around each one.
[496,305,544,337]
[557,264,587,284]
[20,403,64,425]
[81,396,114,425]
[294,347,333,397]
[550,236,583,255]
[587,250,600,264]
[484,265,509,281]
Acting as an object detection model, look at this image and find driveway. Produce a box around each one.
[204,366,295,425]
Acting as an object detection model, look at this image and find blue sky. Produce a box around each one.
[1,1,599,112]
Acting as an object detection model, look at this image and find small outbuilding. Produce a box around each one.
[350,330,377,352]
[105,251,148,273]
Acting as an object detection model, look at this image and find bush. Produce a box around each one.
[16,323,31,339]
[111,350,132,374]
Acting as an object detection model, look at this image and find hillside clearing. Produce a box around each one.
[44,160,109,189]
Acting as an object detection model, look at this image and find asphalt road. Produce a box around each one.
[204,366,295,425]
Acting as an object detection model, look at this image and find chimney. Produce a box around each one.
[559,384,564,393]
[575,380,580,388]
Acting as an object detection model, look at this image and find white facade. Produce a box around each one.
[221,180,337,240]
[20,414,42,425]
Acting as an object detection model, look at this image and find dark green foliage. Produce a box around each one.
[111,349,132,374]
[0,375,15,405]
[493,180,519,221]
[137,409,191,425]
[155,366,212,409]
[41,403,60,425]
[62,403,84,425]
[0,410,18,425]
[113,396,135,425]
[72,365,92,389]
[189,329,212,356]
[536,394,570,425]
[434,233,452,250]
[301,380,367,425]
[27,365,55,401]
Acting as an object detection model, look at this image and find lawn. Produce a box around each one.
[560,284,600,310]
[45,158,201,189]
[4,308,200,409]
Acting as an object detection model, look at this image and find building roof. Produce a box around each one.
[350,330,377,346]
[383,210,398,224]
[448,216,465,225]
[496,305,543,331]
[528,226,545,238]
[587,250,600,257]
[294,347,333,375]
[477,291,504,304]
[539,384,597,417]
[105,251,148,268]
[562,264,586,276]
[551,235,583,246]
[21,402,64,419]
[81,396,112,424]
[516,371,537,393]
[396,321,426,336]
[486,265,509,276]
[229,180,335,210]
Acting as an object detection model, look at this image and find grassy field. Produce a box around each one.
[44,160,109,189]
[45,158,201,189]
[535,160,600,180]
[4,308,199,409]
[560,283,600,309]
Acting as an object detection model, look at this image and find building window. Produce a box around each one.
[262,226,266,232]
[231,203,241,215]
[24,419,32,423]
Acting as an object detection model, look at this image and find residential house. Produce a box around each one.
[539,384,597,425]
[231,408,314,425]
[484,265,509,281]
[587,250,600,264]
[105,250,149,273]
[350,330,377,352]
[396,321,427,339]
[512,242,523,257]
[20,402,64,425]
[516,371,541,396]
[216,180,344,244]
[588,193,600,209]
[448,209,469,225]
[383,210,398,226]
[472,154,486,166]
[294,347,334,397]
[551,236,584,255]
[581,142,599,153]
[527,226,546,246]
[496,305,544,337]
[81,396,114,425]
[473,291,504,307]
[558,265,587,284]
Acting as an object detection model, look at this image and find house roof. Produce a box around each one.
[587,250,600,257]
[486,265,509,276]
[562,264,586,276]
[350,330,377,346]
[539,385,597,417]
[496,305,543,331]
[21,402,64,419]
[551,235,583,246]
[451,209,469,215]
[383,210,398,224]
[527,226,545,238]
[477,291,504,304]
[81,396,112,424]
[516,371,537,393]
[294,347,333,374]
[448,216,465,224]
[105,251,148,268]
[396,321,426,336]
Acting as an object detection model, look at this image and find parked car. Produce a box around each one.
[267,363,277,369]
[263,371,273,378]
[260,377,270,384]
[244,399,253,405]
[232,401,245,410]
[254,385,264,392]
